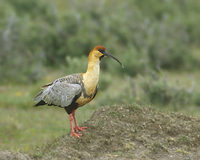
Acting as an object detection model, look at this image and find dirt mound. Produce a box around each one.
[33,104,200,160]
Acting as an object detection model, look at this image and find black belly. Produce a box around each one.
[64,86,98,114]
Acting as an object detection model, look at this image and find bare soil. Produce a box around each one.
[2,104,200,160]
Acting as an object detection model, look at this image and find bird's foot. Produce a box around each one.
[74,126,87,132]
[70,131,82,138]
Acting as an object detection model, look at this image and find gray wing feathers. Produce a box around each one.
[35,80,81,107]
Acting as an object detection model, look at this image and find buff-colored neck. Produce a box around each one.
[82,52,100,94]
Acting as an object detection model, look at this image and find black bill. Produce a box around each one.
[104,52,123,68]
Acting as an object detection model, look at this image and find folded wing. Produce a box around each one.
[34,80,82,107]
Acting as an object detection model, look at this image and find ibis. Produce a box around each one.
[34,46,122,137]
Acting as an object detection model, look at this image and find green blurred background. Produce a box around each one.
[0,0,200,153]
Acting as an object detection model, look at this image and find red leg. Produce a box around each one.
[72,110,87,132]
[69,113,82,138]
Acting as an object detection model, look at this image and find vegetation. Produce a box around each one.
[0,0,200,158]
[0,0,200,82]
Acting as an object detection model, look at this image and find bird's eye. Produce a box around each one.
[98,49,105,54]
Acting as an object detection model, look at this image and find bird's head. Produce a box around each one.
[89,45,123,67]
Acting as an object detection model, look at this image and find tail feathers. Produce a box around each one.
[35,100,46,107]
[34,90,46,107]
[34,90,43,101]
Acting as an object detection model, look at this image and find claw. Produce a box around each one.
[75,126,87,132]
[70,131,82,138]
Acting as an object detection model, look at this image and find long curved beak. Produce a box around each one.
[104,51,123,67]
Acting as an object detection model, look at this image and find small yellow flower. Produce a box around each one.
[15,92,22,97]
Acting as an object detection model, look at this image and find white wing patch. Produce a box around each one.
[38,81,82,107]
